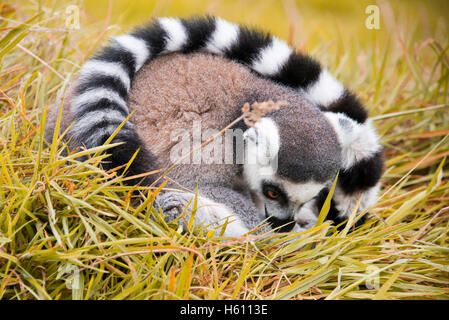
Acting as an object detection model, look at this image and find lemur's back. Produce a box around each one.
[129,52,260,167]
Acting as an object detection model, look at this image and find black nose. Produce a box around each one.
[265,205,295,232]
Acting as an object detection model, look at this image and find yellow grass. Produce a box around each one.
[0,0,448,300]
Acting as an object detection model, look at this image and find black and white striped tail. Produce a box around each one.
[70,15,382,217]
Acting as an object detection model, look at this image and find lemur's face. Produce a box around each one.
[243,114,341,229]
[259,178,328,229]
[244,157,329,230]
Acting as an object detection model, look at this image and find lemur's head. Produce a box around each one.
[242,103,342,230]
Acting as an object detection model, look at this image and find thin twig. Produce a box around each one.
[370,104,448,121]
[17,44,65,80]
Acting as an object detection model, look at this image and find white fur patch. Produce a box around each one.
[306,69,345,106]
[205,17,240,54]
[79,60,131,91]
[251,37,292,75]
[113,35,150,71]
[333,183,380,218]
[289,202,320,238]
[70,88,128,114]
[324,112,381,169]
[294,200,318,228]
[158,17,188,52]
[283,180,327,205]
[243,117,281,183]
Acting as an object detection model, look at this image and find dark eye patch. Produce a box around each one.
[262,182,288,205]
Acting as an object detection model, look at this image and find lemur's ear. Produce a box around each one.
[243,117,280,167]
[324,112,381,170]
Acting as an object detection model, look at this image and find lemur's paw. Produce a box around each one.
[156,192,197,228]
[155,191,250,236]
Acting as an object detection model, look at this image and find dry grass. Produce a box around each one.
[0,0,448,300]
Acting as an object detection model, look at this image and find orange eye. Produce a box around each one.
[267,190,280,199]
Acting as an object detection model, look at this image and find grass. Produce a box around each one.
[0,0,448,300]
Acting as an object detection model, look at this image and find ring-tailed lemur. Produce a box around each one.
[45,16,383,236]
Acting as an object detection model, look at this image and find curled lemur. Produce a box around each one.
[45,16,383,236]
